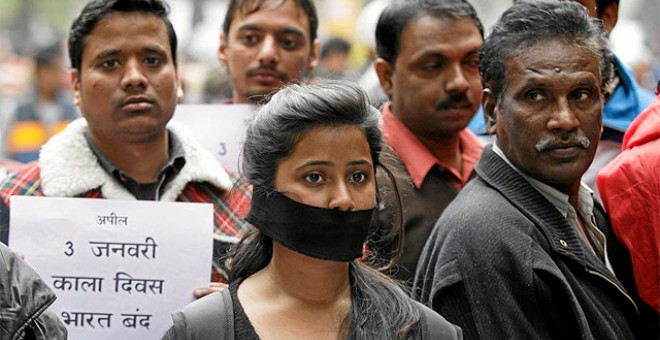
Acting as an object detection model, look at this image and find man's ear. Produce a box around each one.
[482,88,498,135]
[374,58,394,98]
[71,69,81,106]
[600,2,618,35]
[176,73,184,103]
[218,32,229,67]
[307,39,320,72]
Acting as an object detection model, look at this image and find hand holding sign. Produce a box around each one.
[9,197,214,339]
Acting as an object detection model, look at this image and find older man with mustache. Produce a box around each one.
[414,1,647,339]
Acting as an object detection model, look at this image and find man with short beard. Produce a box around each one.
[218,0,319,104]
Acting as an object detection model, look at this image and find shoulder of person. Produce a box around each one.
[440,177,538,243]
[0,243,66,339]
[414,300,463,340]
[0,162,41,201]
[165,289,233,340]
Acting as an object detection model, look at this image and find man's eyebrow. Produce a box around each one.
[236,23,262,32]
[144,46,167,55]
[575,78,598,87]
[418,50,448,60]
[279,27,305,36]
[95,50,120,60]
[235,24,305,38]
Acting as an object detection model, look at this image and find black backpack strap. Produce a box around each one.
[167,289,234,340]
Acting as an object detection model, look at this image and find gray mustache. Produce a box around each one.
[535,134,591,152]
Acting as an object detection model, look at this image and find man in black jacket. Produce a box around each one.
[414,1,649,338]
[0,243,67,339]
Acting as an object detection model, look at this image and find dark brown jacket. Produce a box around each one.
[372,146,464,285]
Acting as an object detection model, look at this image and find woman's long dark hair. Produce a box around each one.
[228,80,421,339]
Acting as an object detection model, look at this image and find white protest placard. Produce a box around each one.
[9,196,213,339]
[172,104,256,172]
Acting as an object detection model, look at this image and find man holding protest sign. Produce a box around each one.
[0,0,250,291]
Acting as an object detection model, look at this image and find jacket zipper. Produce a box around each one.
[586,268,638,315]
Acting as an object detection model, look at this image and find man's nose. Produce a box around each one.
[121,58,148,90]
[547,98,581,132]
[257,36,280,66]
[445,63,470,94]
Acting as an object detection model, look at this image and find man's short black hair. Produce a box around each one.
[320,37,351,60]
[375,0,484,66]
[68,0,177,74]
[35,45,62,69]
[222,0,318,46]
[481,0,613,104]
[515,0,620,18]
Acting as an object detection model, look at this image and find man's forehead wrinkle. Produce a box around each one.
[238,0,306,21]
[525,67,543,75]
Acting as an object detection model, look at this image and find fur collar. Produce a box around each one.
[39,118,233,201]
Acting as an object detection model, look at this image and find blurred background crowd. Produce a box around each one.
[0,0,658,161]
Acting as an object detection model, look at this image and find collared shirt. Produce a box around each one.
[381,103,483,189]
[84,131,187,200]
[492,143,612,273]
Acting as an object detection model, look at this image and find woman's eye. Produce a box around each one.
[304,173,323,184]
[350,171,367,183]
